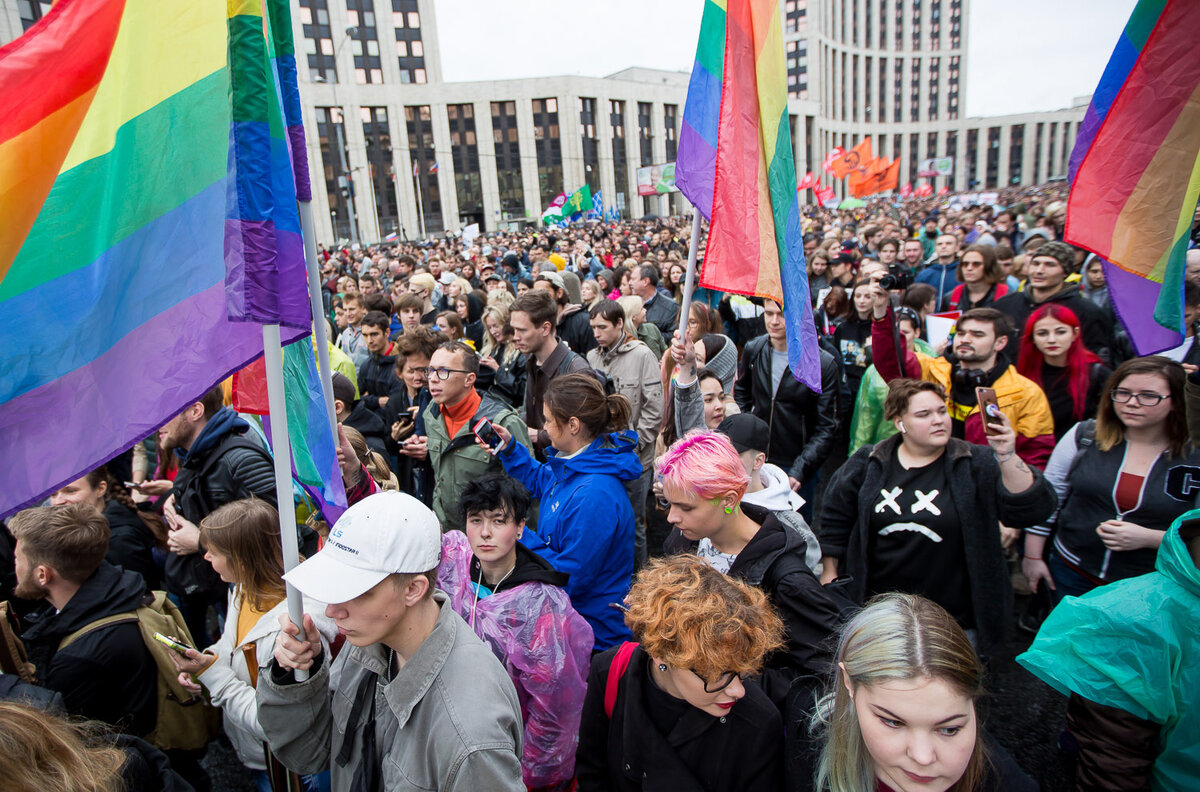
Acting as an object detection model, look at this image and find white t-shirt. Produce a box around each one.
[696,538,737,574]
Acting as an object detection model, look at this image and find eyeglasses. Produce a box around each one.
[1110,388,1169,406]
[690,669,740,694]
[421,367,471,380]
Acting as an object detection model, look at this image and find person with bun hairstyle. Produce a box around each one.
[486,372,643,650]
[806,593,1034,792]
[575,555,786,792]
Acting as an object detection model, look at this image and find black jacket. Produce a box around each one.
[103,499,161,591]
[642,292,680,338]
[168,408,276,599]
[21,563,157,736]
[818,435,1057,654]
[994,284,1114,365]
[733,335,840,483]
[343,400,389,457]
[474,541,569,593]
[664,505,841,706]
[357,348,399,414]
[558,304,598,356]
[576,645,783,792]
[116,734,198,792]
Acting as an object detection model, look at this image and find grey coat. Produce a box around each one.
[256,592,525,792]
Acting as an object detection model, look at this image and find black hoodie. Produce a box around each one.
[994,283,1114,365]
[103,499,161,591]
[21,562,157,736]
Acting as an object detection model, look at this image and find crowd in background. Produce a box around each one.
[2,181,1199,792]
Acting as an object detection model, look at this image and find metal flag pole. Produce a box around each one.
[261,323,309,682]
[676,207,704,344]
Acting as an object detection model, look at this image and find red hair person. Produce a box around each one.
[1017,304,1111,440]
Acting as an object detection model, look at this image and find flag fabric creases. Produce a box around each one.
[675,0,727,221]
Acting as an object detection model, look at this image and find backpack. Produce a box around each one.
[57,591,217,751]
[604,641,639,718]
[0,601,35,682]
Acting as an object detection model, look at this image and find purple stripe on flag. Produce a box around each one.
[676,121,716,220]
[0,282,306,518]
[287,124,311,202]
[1103,260,1182,355]
[224,220,309,329]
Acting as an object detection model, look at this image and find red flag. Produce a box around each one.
[797,171,817,190]
[915,183,933,197]
[829,140,873,179]
[822,146,844,173]
[900,182,913,198]
[937,185,949,196]
[231,358,270,415]
[816,185,837,206]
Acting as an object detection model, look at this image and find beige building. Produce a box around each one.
[1,0,1086,244]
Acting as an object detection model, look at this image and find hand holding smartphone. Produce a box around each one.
[472,417,504,451]
[975,387,1002,434]
[153,632,195,655]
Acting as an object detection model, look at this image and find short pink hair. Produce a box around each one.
[656,431,749,503]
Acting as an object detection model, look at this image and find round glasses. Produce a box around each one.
[1110,389,1168,407]
[421,367,471,381]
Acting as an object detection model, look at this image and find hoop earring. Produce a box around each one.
[724,505,734,514]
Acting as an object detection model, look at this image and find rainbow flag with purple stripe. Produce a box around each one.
[675,0,725,221]
[0,0,312,517]
[1066,0,1200,355]
[692,0,820,389]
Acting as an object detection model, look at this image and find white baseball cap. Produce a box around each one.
[284,491,442,604]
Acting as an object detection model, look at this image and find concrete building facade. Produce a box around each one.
[0,0,1088,244]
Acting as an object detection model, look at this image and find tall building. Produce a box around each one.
[0,0,1086,244]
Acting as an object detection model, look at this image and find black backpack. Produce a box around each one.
[555,347,617,396]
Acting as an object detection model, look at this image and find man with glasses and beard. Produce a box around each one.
[416,341,531,531]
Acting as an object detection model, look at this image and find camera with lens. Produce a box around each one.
[879,265,911,291]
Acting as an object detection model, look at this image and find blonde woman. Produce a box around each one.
[477,302,526,406]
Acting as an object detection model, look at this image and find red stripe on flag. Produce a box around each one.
[702,0,766,297]
[0,0,125,141]
[1066,0,1200,252]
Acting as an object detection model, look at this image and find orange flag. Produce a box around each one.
[829,139,873,179]
[849,157,901,197]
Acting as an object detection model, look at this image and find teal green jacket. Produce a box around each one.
[1018,512,1200,791]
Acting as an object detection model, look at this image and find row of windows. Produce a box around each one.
[298,0,425,85]
[818,0,962,51]
[825,50,959,122]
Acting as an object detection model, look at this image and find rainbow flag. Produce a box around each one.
[697,0,820,389]
[675,0,725,220]
[0,0,314,516]
[1065,0,1200,354]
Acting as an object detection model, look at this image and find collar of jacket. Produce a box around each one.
[598,337,640,362]
[343,590,460,730]
[867,433,973,463]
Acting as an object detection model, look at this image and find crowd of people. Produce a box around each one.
[2,181,1199,792]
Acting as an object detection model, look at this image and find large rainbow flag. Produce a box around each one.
[0,0,320,517]
[675,0,725,220]
[1065,0,1200,354]
[691,0,820,389]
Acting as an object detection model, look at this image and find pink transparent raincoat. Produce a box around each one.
[438,531,594,789]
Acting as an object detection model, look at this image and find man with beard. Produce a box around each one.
[10,504,156,735]
[870,285,1055,469]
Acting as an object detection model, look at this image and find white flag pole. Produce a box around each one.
[261,323,309,682]
[300,200,338,437]
[676,207,703,344]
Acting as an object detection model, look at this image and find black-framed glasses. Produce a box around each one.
[421,367,471,381]
[1110,389,1168,407]
[691,669,740,694]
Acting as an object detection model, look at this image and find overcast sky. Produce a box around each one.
[435,0,1134,117]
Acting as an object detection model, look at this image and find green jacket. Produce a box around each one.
[423,392,529,531]
[1018,512,1200,791]
[848,338,934,454]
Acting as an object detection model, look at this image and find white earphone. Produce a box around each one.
[898,421,907,434]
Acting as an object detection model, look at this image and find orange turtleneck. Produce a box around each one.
[441,389,482,438]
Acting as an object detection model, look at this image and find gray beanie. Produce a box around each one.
[1032,240,1078,274]
[701,334,738,393]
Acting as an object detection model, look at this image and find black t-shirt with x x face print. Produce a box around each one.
[866,448,972,627]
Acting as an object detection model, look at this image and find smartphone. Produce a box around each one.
[472,417,503,450]
[975,387,1002,434]
[153,632,194,655]
[123,481,140,489]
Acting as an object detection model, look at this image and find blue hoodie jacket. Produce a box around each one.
[915,259,960,308]
[499,430,641,650]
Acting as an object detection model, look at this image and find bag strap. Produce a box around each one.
[604,641,638,719]
[242,643,259,689]
[58,612,139,651]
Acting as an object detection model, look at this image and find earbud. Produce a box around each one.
[898,421,907,434]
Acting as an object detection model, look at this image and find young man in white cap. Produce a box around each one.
[256,491,524,792]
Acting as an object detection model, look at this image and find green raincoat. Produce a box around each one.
[848,338,934,454]
[1017,511,1200,791]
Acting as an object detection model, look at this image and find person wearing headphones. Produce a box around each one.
[869,283,1056,469]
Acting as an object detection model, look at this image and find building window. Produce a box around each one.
[361,107,398,236]
[1048,122,1059,179]
[664,104,678,162]
[949,0,962,48]
[532,98,563,199]
[491,101,525,219]
[316,107,350,239]
[446,104,483,228]
[611,100,628,216]
[392,0,426,87]
[909,133,920,185]
[965,128,978,188]
[911,0,922,49]
[864,56,873,122]
[894,59,903,123]
[1008,124,1025,186]
[928,57,940,118]
[17,0,51,30]
[580,97,600,191]
[637,101,653,167]
[930,0,941,46]
[986,126,1001,188]
[910,58,921,122]
[405,105,442,234]
[299,0,337,83]
[1034,123,1045,183]
[346,0,382,83]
